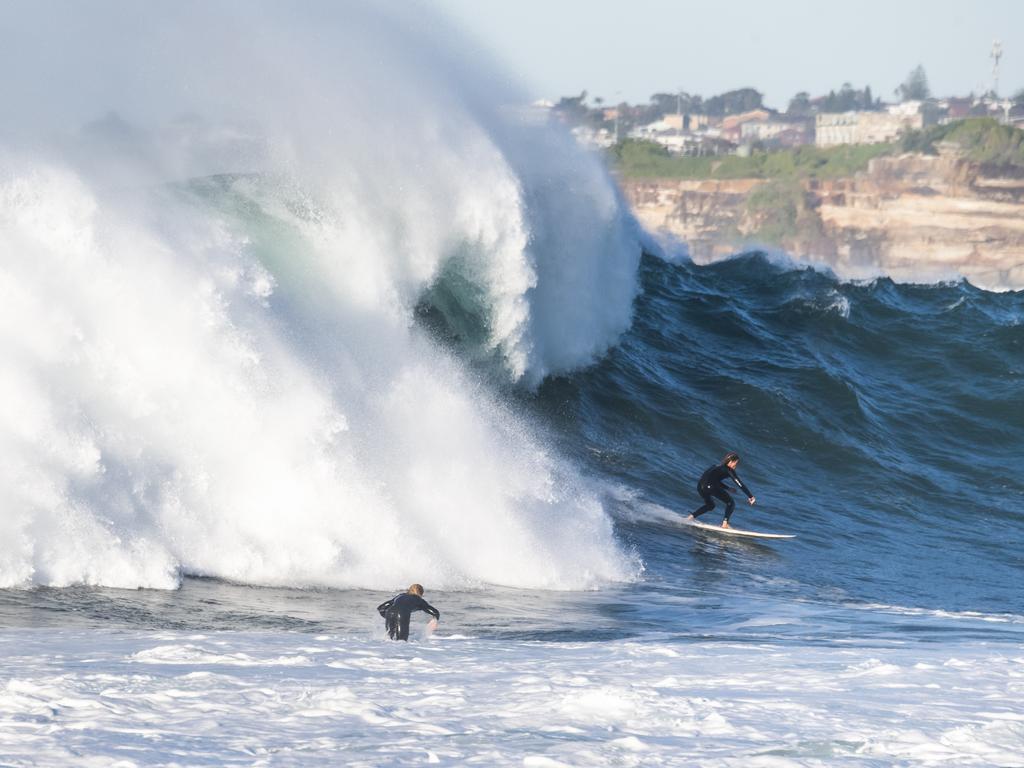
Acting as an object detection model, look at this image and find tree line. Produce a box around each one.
[554,65,1023,134]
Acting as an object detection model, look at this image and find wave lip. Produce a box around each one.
[0,162,638,592]
[0,3,644,592]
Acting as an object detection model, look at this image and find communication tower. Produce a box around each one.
[990,39,1002,96]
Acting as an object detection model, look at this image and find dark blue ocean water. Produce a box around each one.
[4,250,1020,648]
[534,252,1024,619]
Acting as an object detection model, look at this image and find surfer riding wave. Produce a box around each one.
[687,451,756,529]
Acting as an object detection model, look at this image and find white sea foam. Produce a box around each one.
[848,602,1024,625]
[823,289,851,318]
[680,243,1023,295]
[0,3,641,590]
[0,628,1021,767]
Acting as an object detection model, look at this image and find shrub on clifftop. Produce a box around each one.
[902,118,1024,169]
[610,140,893,180]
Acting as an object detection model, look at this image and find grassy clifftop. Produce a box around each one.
[611,118,1024,180]
[901,118,1024,168]
[610,139,894,180]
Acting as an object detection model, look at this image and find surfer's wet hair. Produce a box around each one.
[408,583,424,596]
[722,451,740,465]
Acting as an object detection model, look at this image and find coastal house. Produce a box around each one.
[719,109,772,143]
[630,114,731,155]
[660,114,684,132]
[685,113,711,131]
[938,97,976,123]
[816,103,930,147]
[632,114,691,153]
[720,109,771,131]
[741,118,813,147]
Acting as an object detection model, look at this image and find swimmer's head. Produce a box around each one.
[407,583,424,596]
[722,451,740,468]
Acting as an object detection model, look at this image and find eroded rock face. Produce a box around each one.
[621,154,1024,290]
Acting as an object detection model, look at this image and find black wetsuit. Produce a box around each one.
[691,463,754,523]
[376,593,441,641]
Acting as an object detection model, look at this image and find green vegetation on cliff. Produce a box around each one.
[743,179,823,245]
[901,118,1024,169]
[613,119,1024,180]
[611,139,895,180]
[613,118,1024,251]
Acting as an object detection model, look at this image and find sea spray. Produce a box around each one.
[0,2,643,590]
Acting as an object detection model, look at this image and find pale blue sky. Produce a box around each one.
[435,0,1023,108]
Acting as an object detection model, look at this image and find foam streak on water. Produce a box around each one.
[0,628,1022,767]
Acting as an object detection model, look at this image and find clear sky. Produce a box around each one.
[434,0,1023,109]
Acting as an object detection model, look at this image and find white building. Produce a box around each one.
[816,105,926,147]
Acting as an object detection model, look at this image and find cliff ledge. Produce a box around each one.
[621,153,1024,290]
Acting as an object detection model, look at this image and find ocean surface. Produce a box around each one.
[1,3,1023,766]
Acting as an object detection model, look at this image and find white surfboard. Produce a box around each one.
[684,518,795,539]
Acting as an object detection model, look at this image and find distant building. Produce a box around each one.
[629,110,737,155]
[633,117,681,138]
[816,104,931,147]
[720,109,773,143]
[627,116,731,154]
[886,100,924,118]
[673,134,735,156]
[660,114,684,131]
[741,119,813,147]
[936,97,976,123]
[815,112,858,146]
[685,113,711,131]
[720,109,772,132]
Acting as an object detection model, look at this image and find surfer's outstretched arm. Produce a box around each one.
[412,596,440,620]
[727,467,755,503]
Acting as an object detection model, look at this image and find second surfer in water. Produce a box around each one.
[687,451,756,528]
[377,583,440,641]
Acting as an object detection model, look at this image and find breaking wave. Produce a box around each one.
[0,1,642,590]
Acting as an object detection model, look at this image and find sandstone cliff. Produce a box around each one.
[621,153,1024,290]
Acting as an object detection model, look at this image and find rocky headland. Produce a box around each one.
[621,152,1024,290]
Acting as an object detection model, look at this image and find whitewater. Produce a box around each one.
[0,1,641,592]
[1,2,1023,766]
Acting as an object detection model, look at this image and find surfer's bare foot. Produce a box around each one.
[686,514,694,521]
[721,520,730,529]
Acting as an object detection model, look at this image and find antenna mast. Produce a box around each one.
[990,39,1003,97]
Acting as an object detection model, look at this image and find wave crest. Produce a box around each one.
[0,3,642,590]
